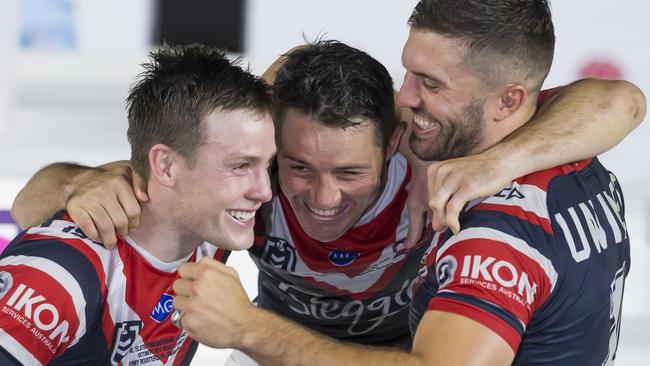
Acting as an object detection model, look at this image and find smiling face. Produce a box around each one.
[174,108,276,250]
[277,108,386,243]
[397,29,489,161]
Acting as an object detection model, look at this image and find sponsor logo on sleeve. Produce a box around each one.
[436,255,458,288]
[1,281,73,352]
[0,271,13,299]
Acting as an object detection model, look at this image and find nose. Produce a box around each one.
[311,175,342,209]
[396,72,421,109]
[248,167,273,203]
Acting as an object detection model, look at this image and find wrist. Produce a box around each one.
[481,140,527,181]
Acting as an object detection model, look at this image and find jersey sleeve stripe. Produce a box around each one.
[0,330,44,366]
[428,296,522,352]
[0,255,87,347]
[435,227,558,290]
[436,290,525,334]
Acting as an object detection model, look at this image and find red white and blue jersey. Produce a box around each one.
[0,212,228,366]
[250,153,433,345]
[410,158,629,365]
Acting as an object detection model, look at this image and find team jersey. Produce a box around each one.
[409,158,629,365]
[0,212,228,366]
[250,153,433,345]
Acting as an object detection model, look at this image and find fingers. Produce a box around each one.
[116,187,142,230]
[131,170,149,203]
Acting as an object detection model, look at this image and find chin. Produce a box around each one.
[212,232,255,251]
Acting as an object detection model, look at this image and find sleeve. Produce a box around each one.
[427,224,557,351]
[0,238,102,365]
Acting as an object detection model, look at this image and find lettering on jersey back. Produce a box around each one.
[111,320,143,365]
[262,236,297,271]
[554,174,627,263]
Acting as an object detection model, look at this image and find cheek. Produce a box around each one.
[279,172,309,198]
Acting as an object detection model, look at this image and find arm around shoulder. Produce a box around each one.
[11,162,98,228]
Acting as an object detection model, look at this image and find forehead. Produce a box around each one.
[201,108,275,159]
[402,30,475,87]
[279,108,384,163]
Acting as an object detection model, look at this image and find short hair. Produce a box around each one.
[126,44,273,180]
[409,0,555,92]
[273,40,396,150]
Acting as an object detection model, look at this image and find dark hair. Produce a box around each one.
[126,44,273,180]
[273,40,396,150]
[409,0,555,91]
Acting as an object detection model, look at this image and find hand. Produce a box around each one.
[67,161,148,247]
[172,258,256,349]
[427,152,513,234]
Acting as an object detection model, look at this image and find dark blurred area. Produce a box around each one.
[155,0,245,52]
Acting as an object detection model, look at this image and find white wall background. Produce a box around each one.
[0,0,648,364]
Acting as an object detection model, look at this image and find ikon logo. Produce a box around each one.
[460,255,538,304]
[5,282,71,345]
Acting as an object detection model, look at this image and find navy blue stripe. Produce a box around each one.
[0,347,23,366]
[437,291,525,336]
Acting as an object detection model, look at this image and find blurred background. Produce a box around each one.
[0,0,648,364]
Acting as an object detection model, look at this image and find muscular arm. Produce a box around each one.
[11,160,147,246]
[173,258,512,366]
[429,78,646,232]
[11,162,99,228]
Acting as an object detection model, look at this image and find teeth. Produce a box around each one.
[413,115,436,130]
[227,210,255,222]
[308,205,343,217]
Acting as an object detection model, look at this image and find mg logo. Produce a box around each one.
[150,293,174,323]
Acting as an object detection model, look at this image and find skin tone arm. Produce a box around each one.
[11,160,148,245]
[427,78,646,233]
[173,257,514,366]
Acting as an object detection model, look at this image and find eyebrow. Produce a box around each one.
[282,155,372,171]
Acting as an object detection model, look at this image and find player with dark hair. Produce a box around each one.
[170,1,645,365]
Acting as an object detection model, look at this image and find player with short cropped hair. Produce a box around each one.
[169,1,645,365]
[0,44,276,365]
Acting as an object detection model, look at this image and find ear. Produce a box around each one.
[493,84,528,122]
[148,143,181,188]
[385,122,406,162]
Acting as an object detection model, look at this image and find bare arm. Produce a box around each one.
[429,78,646,233]
[12,163,99,228]
[173,258,512,366]
[11,160,147,246]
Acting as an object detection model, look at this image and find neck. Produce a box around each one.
[128,199,202,263]
[476,100,537,153]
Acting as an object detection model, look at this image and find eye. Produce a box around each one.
[422,79,439,91]
[289,165,312,176]
[234,163,250,171]
[337,170,362,180]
